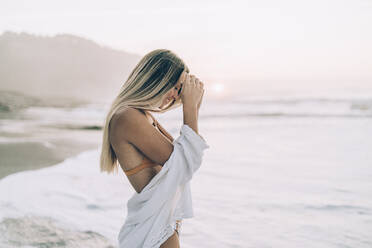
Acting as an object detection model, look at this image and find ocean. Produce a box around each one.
[0,87,371,247]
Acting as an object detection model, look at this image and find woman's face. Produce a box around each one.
[159,71,186,109]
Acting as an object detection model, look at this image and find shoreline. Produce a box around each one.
[0,135,101,180]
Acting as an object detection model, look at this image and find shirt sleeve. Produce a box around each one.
[171,124,210,185]
[123,124,209,226]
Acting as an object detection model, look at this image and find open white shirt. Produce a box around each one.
[117,124,210,248]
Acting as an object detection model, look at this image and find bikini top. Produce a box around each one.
[124,112,173,176]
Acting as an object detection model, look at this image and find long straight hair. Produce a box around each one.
[100,49,189,174]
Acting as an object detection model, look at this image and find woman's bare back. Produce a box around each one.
[109,108,173,193]
[110,108,180,246]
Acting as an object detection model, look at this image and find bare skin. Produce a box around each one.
[109,71,204,247]
[160,230,180,248]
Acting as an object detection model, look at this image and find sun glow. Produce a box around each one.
[211,83,225,94]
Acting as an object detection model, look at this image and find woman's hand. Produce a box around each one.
[197,86,204,110]
[180,73,204,109]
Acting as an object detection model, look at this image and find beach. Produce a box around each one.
[1,1,371,246]
[0,135,100,180]
[0,88,372,247]
[0,97,103,180]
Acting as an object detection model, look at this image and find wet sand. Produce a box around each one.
[0,134,101,180]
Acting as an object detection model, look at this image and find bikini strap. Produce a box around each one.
[146,112,174,142]
[147,112,157,126]
[124,157,158,176]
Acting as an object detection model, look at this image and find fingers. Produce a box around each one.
[184,73,204,92]
[184,73,190,85]
[188,74,203,87]
[181,70,187,83]
[190,74,196,85]
[196,79,203,89]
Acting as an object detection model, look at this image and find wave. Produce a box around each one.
[200,113,372,119]
[42,124,102,130]
[232,97,372,105]
[304,204,371,215]
[0,148,129,245]
[203,95,372,119]
[0,215,114,248]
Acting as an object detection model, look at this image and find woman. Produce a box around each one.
[99,49,209,247]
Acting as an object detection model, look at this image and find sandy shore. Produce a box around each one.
[0,132,101,180]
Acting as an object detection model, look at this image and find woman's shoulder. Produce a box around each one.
[112,107,145,124]
[109,107,147,145]
[110,107,154,136]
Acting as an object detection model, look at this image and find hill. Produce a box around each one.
[0,31,141,103]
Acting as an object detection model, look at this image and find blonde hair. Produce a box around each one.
[100,49,189,174]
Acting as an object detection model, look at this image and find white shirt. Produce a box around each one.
[117,124,210,248]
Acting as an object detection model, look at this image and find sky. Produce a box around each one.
[1,0,371,94]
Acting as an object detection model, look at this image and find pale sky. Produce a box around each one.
[1,0,371,93]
